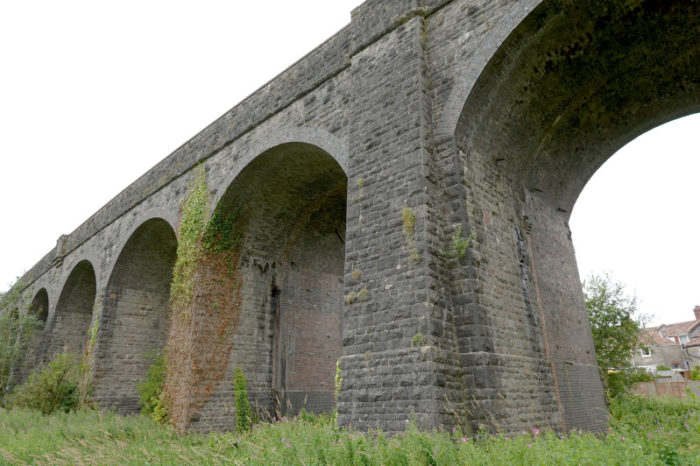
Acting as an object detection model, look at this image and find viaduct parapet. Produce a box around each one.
[4,0,700,433]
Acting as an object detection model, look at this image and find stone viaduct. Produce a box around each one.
[4,0,699,434]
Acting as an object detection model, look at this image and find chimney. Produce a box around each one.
[694,305,700,321]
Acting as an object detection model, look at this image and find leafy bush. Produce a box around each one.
[691,366,700,381]
[6,353,79,414]
[234,367,251,433]
[137,350,166,416]
[656,365,671,371]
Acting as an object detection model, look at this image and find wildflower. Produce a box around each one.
[577,429,582,435]
[559,435,565,440]
[527,443,532,448]
[531,428,540,436]
[461,437,469,442]
[521,430,527,435]
[621,436,626,441]
[647,434,652,439]
[505,436,510,441]
[286,442,291,448]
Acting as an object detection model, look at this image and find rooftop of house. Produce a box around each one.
[640,327,677,347]
[640,306,700,347]
[658,320,700,338]
[686,336,700,348]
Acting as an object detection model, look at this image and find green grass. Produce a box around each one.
[0,396,698,465]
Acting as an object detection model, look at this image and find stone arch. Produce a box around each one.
[176,140,347,431]
[212,127,349,210]
[93,217,177,413]
[451,0,700,431]
[440,0,542,136]
[45,260,96,361]
[103,208,178,284]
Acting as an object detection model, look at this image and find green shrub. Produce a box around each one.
[137,350,167,416]
[7,353,79,414]
[656,364,671,371]
[691,366,700,381]
[234,367,251,433]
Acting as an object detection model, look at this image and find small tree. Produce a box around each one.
[6,353,80,414]
[234,367,251,433]
[583,273,644,399]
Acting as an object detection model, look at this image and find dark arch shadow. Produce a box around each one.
[29,289,49,324]
[45,260,96,362]
[93,218,177,413]
[452,0,700,433]
[457,0,700,212]
[174,142,347,431]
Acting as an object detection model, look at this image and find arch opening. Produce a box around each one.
[29,288,49,324]
[188,142,347,429]
[47,261,96,361]
[571,113,700,327]
[453,0,700,432]
[94,218,177,413]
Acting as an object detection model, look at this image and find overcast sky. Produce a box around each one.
[1,1,697,326]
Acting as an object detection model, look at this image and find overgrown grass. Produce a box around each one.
[0,395,698,465]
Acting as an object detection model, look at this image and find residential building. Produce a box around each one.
[632,306,700,376]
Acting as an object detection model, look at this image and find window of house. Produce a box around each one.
[640,347,651,357]
[680,335,689,344]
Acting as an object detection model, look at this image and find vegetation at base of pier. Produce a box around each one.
[0,280,43,401]
[234,367,252,433]
[137,350,167,422]
[0,395,698,464]
[78,303,101,408]
[4,353,80,415]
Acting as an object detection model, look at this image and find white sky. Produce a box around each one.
[570,113,700,327]
[1,1,697,326]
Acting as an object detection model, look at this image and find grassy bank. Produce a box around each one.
[0,396,698,465]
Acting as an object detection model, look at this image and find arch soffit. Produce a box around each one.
[47,258,98,326]
[21,283,52,314]
[103,208,178,285]
[57,256,99,299]
[439,0,542,137]
[211,126,349,211]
